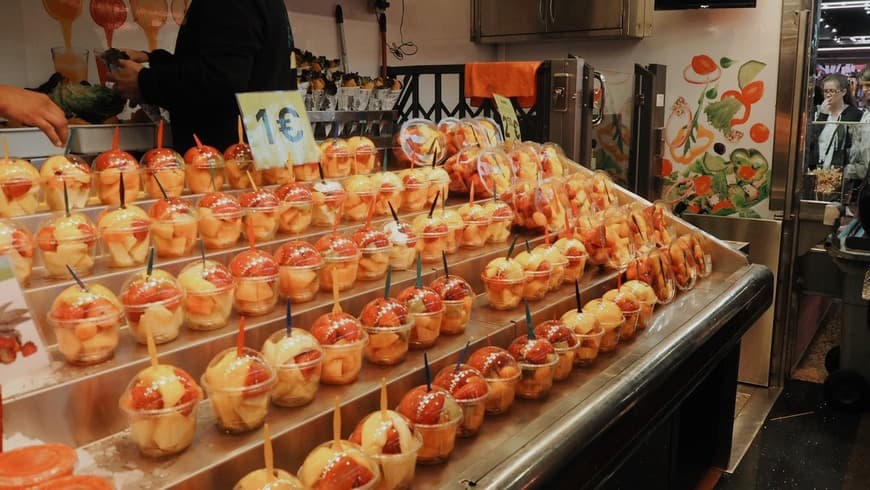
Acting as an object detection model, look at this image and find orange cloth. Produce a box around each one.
[465,61,543,108]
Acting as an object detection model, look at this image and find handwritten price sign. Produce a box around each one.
[236,91,319,170]
[492,93,521,142]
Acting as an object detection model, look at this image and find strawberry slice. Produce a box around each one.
[2,178,32,200]
[382,426,403,454]
[317,455,375,490]
[294,350,322,379]
[131,219,150,241]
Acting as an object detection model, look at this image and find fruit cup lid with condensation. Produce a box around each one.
[398,119,445,166]
[274,240,324,268]
[32,474,114,490]
[0,443,77,488]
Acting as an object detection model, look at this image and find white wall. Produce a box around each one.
[0,0,494,88]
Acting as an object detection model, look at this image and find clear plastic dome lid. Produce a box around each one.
[343,175,376,194]
[349,410,420,455]
[229,249,279,278]
[477,148,513,197]
[262,328,323,368]
[140,147,185,170]
[239,188,281,210]
[372,171,404,192]
[396,286,443,314]
[454,146,483,171]
[433,363,489,401]
[120,363,202,414]
[276,183,314,204]
[320,138,351,159]
[399,118,445,166]
[467,346,520,379]
[39,154,91,182]
[202,346,276,393]
[36,212,98,246]
[198,192,243,219]
[0,219,34,256]
[484,198,514,221]
[382,220,417,246]
[120,269,184,308]
[310,312,365,345]
[411,214,448,235]
[0,157,38,184]
[560,310,601,335]
[297,440,380,490]
[429,274,473,301]
[472,117,505,146]
[553,237,587,258]
[48,283,123,325]
[581,298,624,324]
[482,257,524,281]
[351,226,392,251]
[396,385,463,425]
[540,142,566,178]
[458,202,489,222]
[590,171,619,210]
[149,197,198,221]
[223,142,253,162]
[533,320,578,349]
[359,297,410,328]
[311,179,346,197]
[274,240,323,267]
[184,143,225,169]
[620,280,658,305]
[178,259,235,294]
[314,233,360,259]
[399,168,428,187]
[508,336,557,365]
[508,143,543,183]
[93,146,138,172]
[602,288,641,313]
[97,205,150,232]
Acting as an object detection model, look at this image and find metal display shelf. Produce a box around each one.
[307,110,397,148]
[1,165,773,490]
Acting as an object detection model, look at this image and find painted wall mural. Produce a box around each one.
[661,54,772,218]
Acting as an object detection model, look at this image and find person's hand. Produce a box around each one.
[107,60,145,105]
[120,49,148,64]
[0,85,69,147]
[819,98,831,115]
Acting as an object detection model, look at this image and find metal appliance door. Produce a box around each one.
[629,63,667,200]
[548,57,584,163]
[684,214,781,386]
[475,0,547,38]
[547,56,601,166]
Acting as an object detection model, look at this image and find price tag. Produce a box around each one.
[493,93,522,142]
[236,91,319,170]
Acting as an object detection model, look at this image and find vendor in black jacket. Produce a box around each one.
[108,0,291,151]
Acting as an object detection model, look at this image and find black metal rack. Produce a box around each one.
[387,63,552,143]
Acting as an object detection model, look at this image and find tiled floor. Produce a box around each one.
[716,380,870,489]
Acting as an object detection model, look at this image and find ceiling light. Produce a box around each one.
[832,28,838,32]
[825,23,831,27]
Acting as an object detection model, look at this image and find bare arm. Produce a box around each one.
[0,85,69,147]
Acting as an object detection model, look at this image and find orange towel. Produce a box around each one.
[465,61,543,108]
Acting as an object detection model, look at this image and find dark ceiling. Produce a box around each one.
[818,1,870,52]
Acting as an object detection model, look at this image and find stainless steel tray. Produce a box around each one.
[0,123,158,158]
[1,159,770,490]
